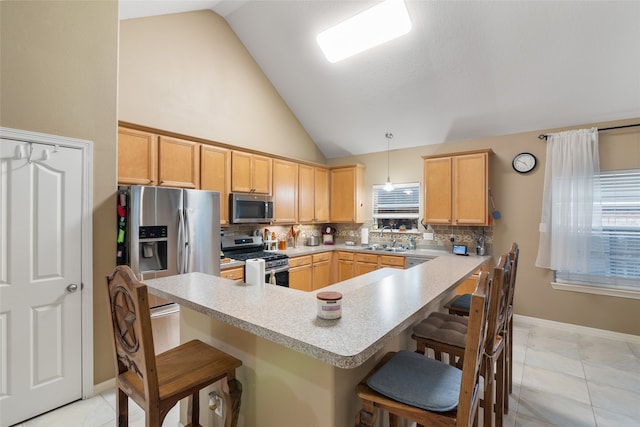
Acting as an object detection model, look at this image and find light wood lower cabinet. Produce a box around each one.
[354,253,378,276]
[379,255,406,269]
[292,251,414,291]
[289,253,332,291]
[312,252,332,290]
[337,251,355,282]
[289,255,313,291]
[221,266,244,282]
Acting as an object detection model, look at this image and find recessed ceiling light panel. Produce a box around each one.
[317,0,412,63]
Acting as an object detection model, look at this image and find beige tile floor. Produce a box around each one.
[11,317,640,427]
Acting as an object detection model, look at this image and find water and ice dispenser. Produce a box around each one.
[138,225,168,273]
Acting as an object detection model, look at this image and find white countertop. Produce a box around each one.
[148,254,489,368]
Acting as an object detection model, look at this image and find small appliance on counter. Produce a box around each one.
[476,230,486,256]
[307,234,320,246]
[322,226,335,245]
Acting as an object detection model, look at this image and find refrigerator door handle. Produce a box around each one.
[184,208,191,273]
[177,207,185,274]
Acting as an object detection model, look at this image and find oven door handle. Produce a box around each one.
[265,266,289,275]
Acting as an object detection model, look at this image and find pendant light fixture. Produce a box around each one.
[384,132,394,191]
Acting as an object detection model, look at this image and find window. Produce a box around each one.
[555,169,640,297]
[372,182,419,230]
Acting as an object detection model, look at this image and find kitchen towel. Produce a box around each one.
[245,258,265,286]
[361,228,369,245]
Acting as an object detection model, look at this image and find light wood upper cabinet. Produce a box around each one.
[272,159,298,224]
[453,153,489,225]
[200,145,231,224]
[158,136,200,188]
[117,127,158,185]
[330,165,365,223]
[314,167,330,223]
[231,151,272,194]
[118,128,200,189]
[423,157,452,224]
[423,150,491,226]
[299,165,330,223]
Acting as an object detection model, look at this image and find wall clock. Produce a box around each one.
[512,152,537,174]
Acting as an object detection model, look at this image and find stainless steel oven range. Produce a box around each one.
[221,234,289,287]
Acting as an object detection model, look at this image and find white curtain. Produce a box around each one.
[535,128,600,271]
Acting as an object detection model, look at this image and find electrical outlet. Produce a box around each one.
[423,232,434,241]
[208,391,218,411]
[450,234,455,243]
[214,395,224,417]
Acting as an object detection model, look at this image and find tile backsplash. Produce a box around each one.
[223,222,493,254]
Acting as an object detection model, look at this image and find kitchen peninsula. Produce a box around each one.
[146,254,489,427]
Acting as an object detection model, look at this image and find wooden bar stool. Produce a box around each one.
[355,271,490,427]
[106,265,242,427]
[412,255,511,427]
[444,243,519,407]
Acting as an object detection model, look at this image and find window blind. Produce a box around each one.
[372,182,420,219]
[556,169,640,290]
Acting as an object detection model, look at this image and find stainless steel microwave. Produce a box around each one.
[231,193,274,223]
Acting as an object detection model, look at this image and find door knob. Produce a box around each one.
[67,283,79,293]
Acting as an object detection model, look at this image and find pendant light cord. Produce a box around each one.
[385,132,393,190]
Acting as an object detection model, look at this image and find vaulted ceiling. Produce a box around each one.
[120,1,640,159]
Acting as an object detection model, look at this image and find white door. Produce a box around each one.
[0,140,83,426]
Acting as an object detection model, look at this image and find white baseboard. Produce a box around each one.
[92,378,116,396]
[514,314,640,344]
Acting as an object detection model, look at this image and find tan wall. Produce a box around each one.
[119,10,326,164]
[1,1,119,384]
[329,119,640,336]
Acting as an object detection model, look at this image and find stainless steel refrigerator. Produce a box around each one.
[118,185,221,314]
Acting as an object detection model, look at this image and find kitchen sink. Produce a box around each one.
[363,246,407,252]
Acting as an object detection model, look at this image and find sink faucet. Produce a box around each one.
[408,236,416,250]
[380,225,392,238]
